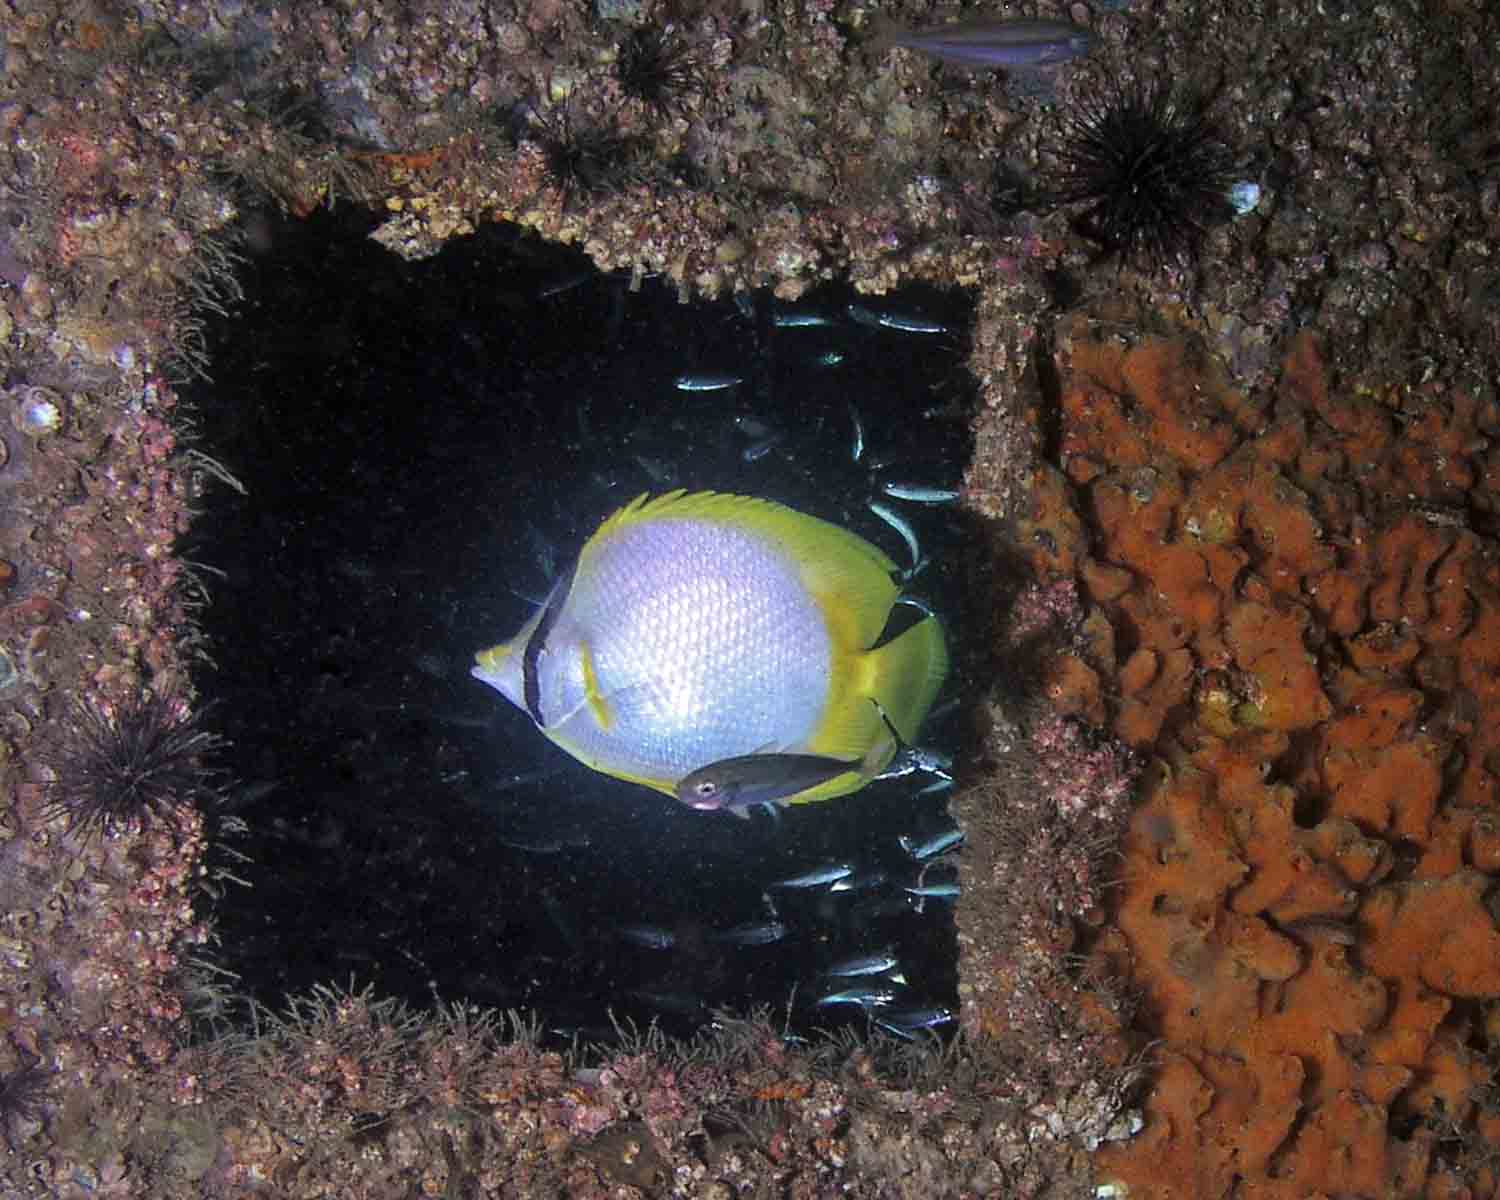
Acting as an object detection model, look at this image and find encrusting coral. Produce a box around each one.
[1027,323,1500,1197]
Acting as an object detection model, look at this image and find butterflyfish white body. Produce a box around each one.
[472,491,947,806]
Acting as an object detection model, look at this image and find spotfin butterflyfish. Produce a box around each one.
[472,490,948,809]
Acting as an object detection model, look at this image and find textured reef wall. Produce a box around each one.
[0,0,1497,1196]
[1036,326,1500,1197]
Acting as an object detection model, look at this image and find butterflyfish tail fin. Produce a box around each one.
[865,614,949,745]
[802,613,948,769]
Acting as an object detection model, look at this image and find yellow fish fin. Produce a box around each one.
[779,768,870,806]
[474,643,512,671]
[806,642,890,761]
[578,490,665,576]
[781,733,897,806]
[866,614,949,743]
[807,613,948,760]
[578,640,613,731]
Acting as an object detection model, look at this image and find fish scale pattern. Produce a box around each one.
[560,517,832,780]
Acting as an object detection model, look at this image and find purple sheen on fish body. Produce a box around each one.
[886,18,1094,69]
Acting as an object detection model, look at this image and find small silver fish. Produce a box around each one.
[826,948,900,977]
[876,740,952,782]
[829,870,888,893]
[846,305,949,335]
[899,828,964,859]
[849,403,865,462]
[873,1007,955,1038]
[769,861,855,889]
[711,920,788,945]
[867,501,922,571]
[771,308,836,328]
[673,372,744,392]
[904,882,960,899]
[814,986,900,1009]
[880,481,961,504]
[741,433,785,463]
[538,270,597,299]
[866,696,953,789]
[617,925,676,950]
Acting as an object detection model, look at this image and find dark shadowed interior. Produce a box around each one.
[186,208,978,1043]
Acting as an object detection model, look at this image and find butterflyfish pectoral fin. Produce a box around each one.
[579,640,613,731]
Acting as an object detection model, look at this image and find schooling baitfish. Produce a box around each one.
[472,490,948,808]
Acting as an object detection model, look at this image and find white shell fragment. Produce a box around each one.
[1228,179,1263,216]
[13,388,63,436]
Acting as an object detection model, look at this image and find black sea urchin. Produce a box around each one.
[616,26,702,118]
[1045,77,1240,268]
[530,103,644,207]
[0,1063,48,1150]
[47,692,224,838]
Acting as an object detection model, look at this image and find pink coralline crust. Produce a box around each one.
[1009,578,1086,644]
[595,1053,693,1129]
[555,1094,618,1138]
[951,586,1140,1105]
[1029,709,1136,823]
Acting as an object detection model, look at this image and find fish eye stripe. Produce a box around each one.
[523,561,577,726]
